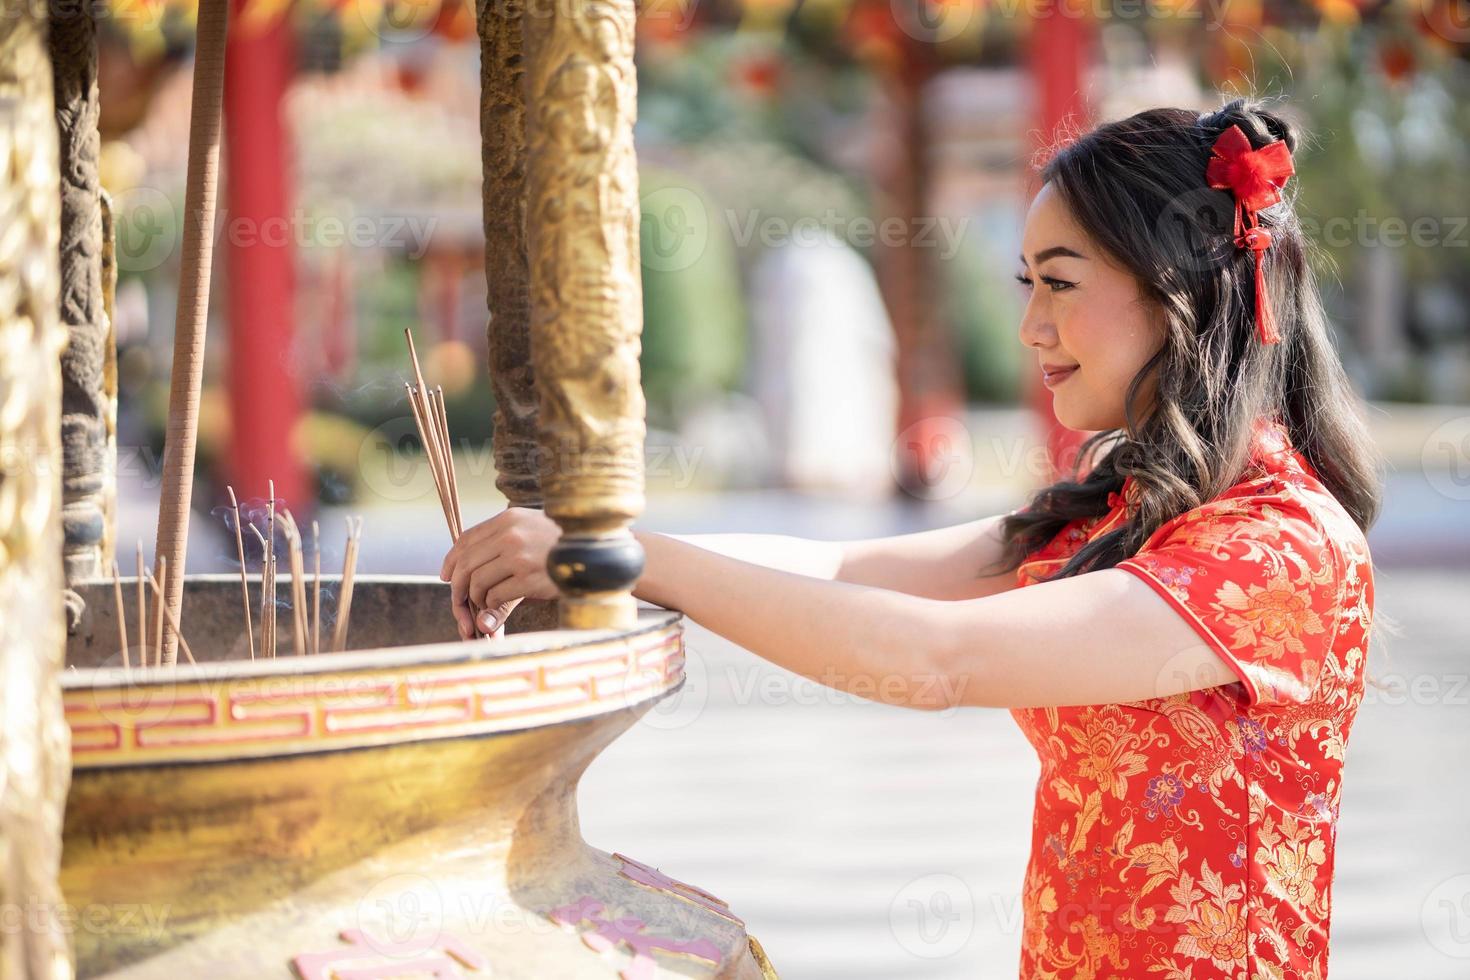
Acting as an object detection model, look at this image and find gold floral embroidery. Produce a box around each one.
[1012,418,1371,980]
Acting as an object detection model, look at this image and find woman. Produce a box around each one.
[441,99,1380,977]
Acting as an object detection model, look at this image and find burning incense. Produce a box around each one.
[280,512,309,657]
[227,486,255,660]
[330,516,362,653]
[312,520,322,656]
[145,569,197,666]
[111,560,130,673]
[249,524,271,659]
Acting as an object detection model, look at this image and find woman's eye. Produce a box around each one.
[1014,273,1074,292]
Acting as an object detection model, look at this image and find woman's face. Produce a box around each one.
[1017,182,1165,432]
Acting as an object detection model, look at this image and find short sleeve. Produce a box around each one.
[1116,494,1343,708]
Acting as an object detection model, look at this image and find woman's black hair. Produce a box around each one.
[992,97,1383,580]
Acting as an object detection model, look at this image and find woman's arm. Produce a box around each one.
[441,510,1018,639]
[660,515,1018,601]
[631,530,1236,711]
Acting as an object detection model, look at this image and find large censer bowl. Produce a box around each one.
[60,574,778,980]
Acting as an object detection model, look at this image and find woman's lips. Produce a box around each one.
[1042,365,1078,388]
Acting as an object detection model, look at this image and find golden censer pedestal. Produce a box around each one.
[61,575,777,979]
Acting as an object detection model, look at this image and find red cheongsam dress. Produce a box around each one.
[1009,416,1374,979]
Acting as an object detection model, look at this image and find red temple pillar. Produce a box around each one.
[223,0,306,510]
[1027,4,1094,479]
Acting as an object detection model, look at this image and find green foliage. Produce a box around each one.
[639,168,749,429]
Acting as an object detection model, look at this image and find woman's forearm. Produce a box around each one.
[630,529,961,710]
[655,531,845,579]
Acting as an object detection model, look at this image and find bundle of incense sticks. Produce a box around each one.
[403,329,464,540]
[226,485,360,659]
[111,543,196,670]
[403,328,484,636]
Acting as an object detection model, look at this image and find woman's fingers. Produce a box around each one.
[468,562,517,612]
[451,538,503,628]
[440,514,503,581]
[478,596,522,635]
[451,595,476,641]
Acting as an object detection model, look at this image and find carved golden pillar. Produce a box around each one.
[480,0,557,633]
[521,0,647,630]
[0,4,75,977]
[49,0,110,592]
[100,190,118,568]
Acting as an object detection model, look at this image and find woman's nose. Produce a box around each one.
[1018,296,1055,350]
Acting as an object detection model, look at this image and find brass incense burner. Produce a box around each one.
[60,577,776,978]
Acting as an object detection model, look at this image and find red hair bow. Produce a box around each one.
[1206,124,1295,345]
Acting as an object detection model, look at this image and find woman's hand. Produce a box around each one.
[439,507,561,639]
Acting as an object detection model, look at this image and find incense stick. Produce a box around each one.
[266,554,277,658]
[405,382,457,536]
[281,512,309,657]
[227,486,255,661]
[145,569,197,666]
[249,524,271,659]
[152,556,167,668]
[331,516,361,653]
[432,386,463,538]
[135,542,147,668]
[312,520,321,656]
[111,560,130,673]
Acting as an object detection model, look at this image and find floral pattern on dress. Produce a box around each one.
[1010,417,1374,979]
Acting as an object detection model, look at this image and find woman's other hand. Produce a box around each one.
[440,507,560,639]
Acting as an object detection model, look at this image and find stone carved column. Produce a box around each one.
[0,7,75,978]
[49,0,109,590]
[480,0,557,633]
[522,0,646,630]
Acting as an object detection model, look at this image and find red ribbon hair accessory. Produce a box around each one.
[1205,124,1295,345]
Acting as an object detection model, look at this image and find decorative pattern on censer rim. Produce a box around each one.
[65,613,683,768]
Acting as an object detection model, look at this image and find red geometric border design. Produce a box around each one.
[65,627,683,768]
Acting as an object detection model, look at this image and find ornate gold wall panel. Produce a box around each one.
[0,5,74,976]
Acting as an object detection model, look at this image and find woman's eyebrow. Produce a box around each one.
[1019,246,1089,265]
